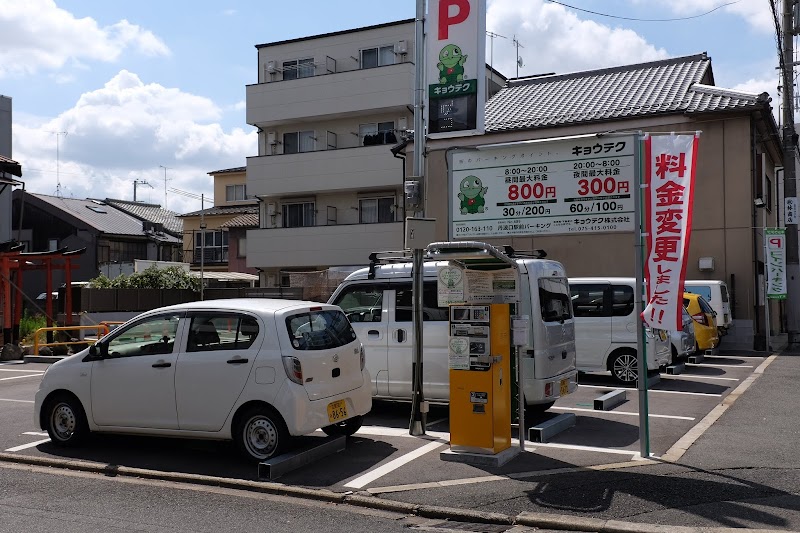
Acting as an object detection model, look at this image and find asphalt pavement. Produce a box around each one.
[2,348,800,532]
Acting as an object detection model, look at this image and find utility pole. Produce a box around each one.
[513,35,524,78]
[159,165,171,209]
[50,131,67,197]
[782,0,799,345]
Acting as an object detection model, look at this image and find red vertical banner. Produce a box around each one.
[642,133,699,330]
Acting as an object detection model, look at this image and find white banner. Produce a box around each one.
[785,197,798,225]
[766,228,787,299]
[449,135,637,238]
[642,134,699,330]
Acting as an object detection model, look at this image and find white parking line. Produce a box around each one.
[0,374,43,381]
[344,440,444,489]
[688,363,753,369]
[578,384,722,397]
[660,374,739,382]
[355,426,449,441]
[551,406,695,421]
[0,369,45,373]
[5,438,50,452]
[23,432,48,436]
[0,398,34,403]
[703,355,765,360]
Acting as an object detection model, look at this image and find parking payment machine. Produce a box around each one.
[448,303,511,454]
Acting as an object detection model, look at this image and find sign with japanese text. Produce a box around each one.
[448,135,636,238]
[437,265,519,306]
[426,0,486,137]
[785,197,798,225]
[642,134,699,330]
[766,228,787,299]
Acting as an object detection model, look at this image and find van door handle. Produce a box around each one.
[397,329,406,343]
[227,358,249,365]
[368,329,380,337]
[562,350,567,359]
[152,361,171,368]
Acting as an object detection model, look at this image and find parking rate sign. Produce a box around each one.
[767,228,787,299]
[448,135,636,239]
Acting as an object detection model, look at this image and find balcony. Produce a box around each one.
[246,222,403,268]
[247,144,402,197]
[246,63,414,127]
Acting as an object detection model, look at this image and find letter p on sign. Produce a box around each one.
[439,0,471,39]
[769,237,783,248]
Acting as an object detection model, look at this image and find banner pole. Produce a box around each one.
[635,134,651,460]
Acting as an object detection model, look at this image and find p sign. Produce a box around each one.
[766,228,787,299]
[426,0,486,138]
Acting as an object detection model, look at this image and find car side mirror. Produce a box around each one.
[86,342,108,361]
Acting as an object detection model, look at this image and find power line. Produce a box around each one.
[546,0,741,22]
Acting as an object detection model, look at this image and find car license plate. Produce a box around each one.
[559,378,570,397]
[327,399,348,423]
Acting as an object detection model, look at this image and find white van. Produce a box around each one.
[568,278,671,383]
[683,280,731,334]
[329,248,577,415]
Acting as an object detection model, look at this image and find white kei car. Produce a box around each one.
[34,299,372,462]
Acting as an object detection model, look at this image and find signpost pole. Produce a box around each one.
[764,211,771,354]
[634,134,651,460]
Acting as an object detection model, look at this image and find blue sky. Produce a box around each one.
[0,0,781,214]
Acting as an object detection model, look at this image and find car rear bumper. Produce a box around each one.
[275,369,372,436]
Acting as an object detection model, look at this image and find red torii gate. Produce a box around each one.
[0,245,85,345]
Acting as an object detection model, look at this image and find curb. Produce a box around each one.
[23,355,65,364]
[1,452,794,533]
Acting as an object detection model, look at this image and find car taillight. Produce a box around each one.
[692,313,708,326]
[544,382,553,397]
[282,356,303,385]
[359,344,365,371]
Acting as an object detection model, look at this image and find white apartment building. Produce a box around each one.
[245,20,416,287]
[245,19,505,288]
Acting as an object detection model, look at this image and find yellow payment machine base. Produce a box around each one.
[448,303,511,455]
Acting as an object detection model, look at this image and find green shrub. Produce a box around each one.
[20,310,47,345]
[87,265,201,291]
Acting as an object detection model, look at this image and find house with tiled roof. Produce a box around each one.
[10,192,184,303]
[177,166,258,274]
[423,52,783,350]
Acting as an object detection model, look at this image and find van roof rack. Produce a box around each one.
[501,246,547,259]
[368,250,414,279]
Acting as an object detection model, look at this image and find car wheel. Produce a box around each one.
[44,394,88,447]
[610,351,638,383]
[321,415,363,437]
[234,406,289,462]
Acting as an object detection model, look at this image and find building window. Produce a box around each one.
[283,131,315,154]
[359,122,396,146]
[359,197,394,224]
[194,230,229,263]
[48,238,58,251]
[226,184,247,202]
[282,202,315,228]
[98,240,148,264]
[360,46,394,69]
[282,58,314,80]
[238,236,247,258]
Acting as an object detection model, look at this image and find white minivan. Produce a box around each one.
[329,248,578,415]
[568,278,671,383]
[683,280,731,334]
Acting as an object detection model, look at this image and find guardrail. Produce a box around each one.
[33,324,111,356]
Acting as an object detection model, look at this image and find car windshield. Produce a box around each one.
[286,310,357,350]
[686,285,712,302]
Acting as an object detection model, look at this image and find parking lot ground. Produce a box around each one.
[0,353,769,493]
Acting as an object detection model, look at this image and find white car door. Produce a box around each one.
[91,312,183,429]
[570,283,612,371]
[175,313,261,432]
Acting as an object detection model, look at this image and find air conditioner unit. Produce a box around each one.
[395,40,408,54]
[267,203,276,216]
[266,61,277,73]
[267,131,277,145]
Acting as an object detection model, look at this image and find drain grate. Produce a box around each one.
[415,521,514,532]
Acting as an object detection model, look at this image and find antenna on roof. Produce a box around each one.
[133,179,154,202]
[513,35,525,78]
[48,131,67,197]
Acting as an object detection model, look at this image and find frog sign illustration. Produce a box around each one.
[437,44,468,84]
[458,175,488,215]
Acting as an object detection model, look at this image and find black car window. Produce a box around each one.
[394,282,449,322]
[539,277,572,323]
[610,285,634,317]
[106,313,181,358]
[570,284,609,317]
[187,314,259,352]
[286,310,356,350]
[332,284,384,323]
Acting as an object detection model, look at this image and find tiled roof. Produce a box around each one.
[179,204,258,217]
[219,213,259,228]
[104,199,183,237]
[30,194,146,237]
[207,166,245,175]
[484,53,768,133]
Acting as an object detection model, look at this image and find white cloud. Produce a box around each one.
[13,71,256,214]
[486,0,669,78]
[0,0,170,78]
[634,0,774,33]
